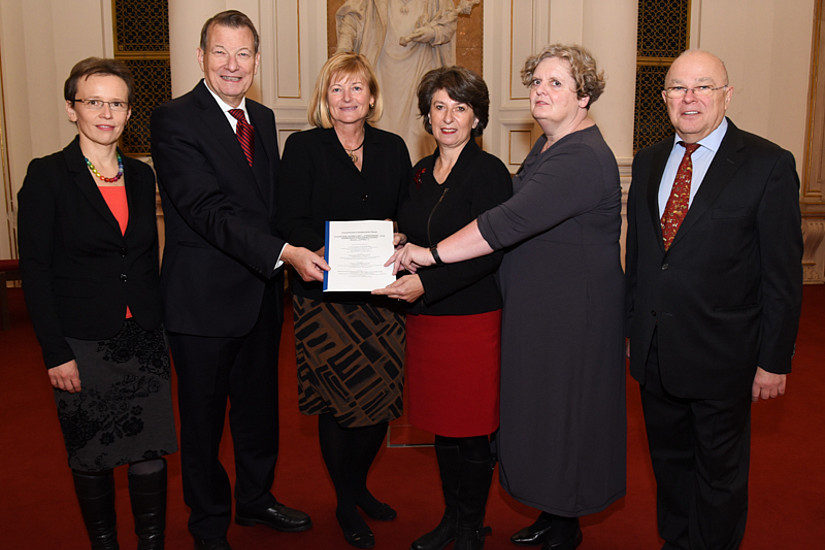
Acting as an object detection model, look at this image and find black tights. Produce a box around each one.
[434,434,491,462]
[73,457,165,478]
[318,413,388,530]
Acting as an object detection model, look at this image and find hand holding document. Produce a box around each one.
[324,220,396,292]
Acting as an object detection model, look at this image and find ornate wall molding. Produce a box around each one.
[801,0,825,284]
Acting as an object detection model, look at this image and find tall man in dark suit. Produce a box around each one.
[625,50,802,550]
[150,10,327,550]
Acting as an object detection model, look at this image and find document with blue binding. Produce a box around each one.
[323,219,395,292]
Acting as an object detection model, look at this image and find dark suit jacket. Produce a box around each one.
[17,136,163,369]
[398,139,512,316]
[625,119,802,400]
[150,81,285,337]
[277,125,411,303]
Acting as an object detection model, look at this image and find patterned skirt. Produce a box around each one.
[292,294,405,428]
[56,319,177,471]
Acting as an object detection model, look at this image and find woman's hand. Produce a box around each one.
[393,232,408,249]
[372,274,425,302]
[385,243,435,274]
[49,359,81,393]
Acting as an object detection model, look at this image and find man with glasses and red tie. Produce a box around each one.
[625,50,802,550]
[150,10,327,550]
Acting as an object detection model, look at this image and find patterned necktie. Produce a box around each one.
[661,142,700,250]
[229,109,255,166]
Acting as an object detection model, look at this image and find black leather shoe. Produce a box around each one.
[336,510,375,549]
[510,514,554,546]
[342,528,376,549]
[358,501,397,521]
[193,537,231,550]
[235,502,312,532]
[541,525,582,550]
[411,514,457,550]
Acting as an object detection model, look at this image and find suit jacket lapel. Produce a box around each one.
[193,82,264,196]
[64,138,123,235]
[246,102,275,201]
[122,154,145,238]
[646,142,671,252]
[669,121,745,249]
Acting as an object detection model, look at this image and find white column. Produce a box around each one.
[582,0,638,163]
[168,0,225,98]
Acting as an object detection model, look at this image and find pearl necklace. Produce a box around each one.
[85,152,124,183]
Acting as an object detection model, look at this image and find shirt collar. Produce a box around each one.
[201,79,248,117]
[672,117,728,154]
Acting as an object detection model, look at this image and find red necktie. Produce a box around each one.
[661,142,700,250]
[229,109,255,166]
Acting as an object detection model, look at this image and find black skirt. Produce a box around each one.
[56,319,177,471]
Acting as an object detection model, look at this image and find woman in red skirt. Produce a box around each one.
[375,66,512,550]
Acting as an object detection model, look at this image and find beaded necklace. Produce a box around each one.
[85,152,124,183]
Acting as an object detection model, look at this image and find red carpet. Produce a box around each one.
[1,286,823,549]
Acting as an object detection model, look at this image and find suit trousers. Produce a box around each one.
[640,330,751,550]
[168,282,282,539]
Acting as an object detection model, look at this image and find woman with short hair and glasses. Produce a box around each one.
[17,57,177,550]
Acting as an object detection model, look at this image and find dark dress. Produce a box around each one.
[17,137,177,471]
[397,140,512,436]
[277,125,411,427]
[476,125,626,515]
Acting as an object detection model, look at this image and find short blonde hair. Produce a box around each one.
[521,43,605,108]
[308,52,383,128]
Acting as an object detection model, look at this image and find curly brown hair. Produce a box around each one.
[521,44,605,108]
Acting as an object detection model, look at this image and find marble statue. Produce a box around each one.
[336,0,480,161]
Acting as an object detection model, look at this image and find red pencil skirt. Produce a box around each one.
[405,310,501,437]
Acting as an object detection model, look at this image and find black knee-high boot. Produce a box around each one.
[454,436,494,550]
[128,458,167,550]
[411,436,461,550]
[72,469,119,550]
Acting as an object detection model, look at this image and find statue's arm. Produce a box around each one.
[335,0,368,52]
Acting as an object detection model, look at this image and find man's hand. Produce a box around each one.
[751,366,787,402]
[282,244,330,282]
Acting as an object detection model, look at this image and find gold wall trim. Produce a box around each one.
[0,47,17,258]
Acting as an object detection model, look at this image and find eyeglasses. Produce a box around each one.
[664,85,727,99]
[73,98,130,112]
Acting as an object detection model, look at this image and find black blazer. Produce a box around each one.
[151,81,286,337]
[625,119,803,399]
[398,140,512,315]
[277,125,411,302]
[18,136,163,369]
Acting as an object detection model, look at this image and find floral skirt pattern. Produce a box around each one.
[56,320,177,471]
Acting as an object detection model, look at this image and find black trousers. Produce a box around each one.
[640,332,751,550]
[169,284,282,539]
